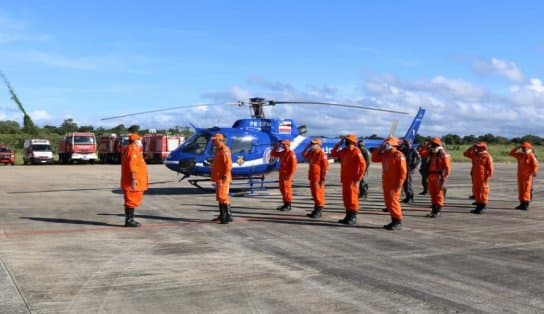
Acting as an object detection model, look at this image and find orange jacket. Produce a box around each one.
[121,143,149,192]
[271,149,297,179]
[466,150,493,182]
[509,147,539,180]
[211,143,232,182]
[330,144,366,183]
[303,148,328,182]
[371,148,407,188]
[422,148,451,179]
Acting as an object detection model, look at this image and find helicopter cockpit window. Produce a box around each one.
[180,134,210,154]
[229,136,254,154]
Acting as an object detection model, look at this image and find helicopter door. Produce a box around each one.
[229,136,254,166]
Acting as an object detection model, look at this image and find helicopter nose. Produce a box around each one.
[178,158,196,172]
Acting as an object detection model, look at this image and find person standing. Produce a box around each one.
[464,142,494,214]
[418,142,430,195]
[421,137,451,218]
[211,133,233,223]
[399,139,420,203]
[271,139,297,211]
[357,139,371,199]
[371,137,407,230]
[330,134,366,225]
[509,142,539,210]
[302,138,329,218]
[120,133,148,227]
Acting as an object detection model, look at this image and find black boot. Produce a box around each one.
[419,190,427,195]
[212,204,226,223]
[517,201,529,211]
[307,206,322,218]
[339,211,357,225]
[402,194,414,203]
[426,204,441,218]
[384,218,402,230]
[278,202,291,211]
[124,208,141,227]
[471,203,486,214]
[225,203,233,222]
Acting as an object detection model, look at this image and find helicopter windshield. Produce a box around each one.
[179,133,210,155]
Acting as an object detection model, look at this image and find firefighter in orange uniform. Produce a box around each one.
[371,136,407,230]
[271,139,298,211]
[302,138,329,218]
[509,142,539,210]
[464,142,494,214]
[211,133,233,223]
[421,137,451,218]
[120,133,148,227]
[330,134,366,225]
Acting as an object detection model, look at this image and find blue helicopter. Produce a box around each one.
[103,97,425,190]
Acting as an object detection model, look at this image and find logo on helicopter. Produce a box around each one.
[236,155,245,166]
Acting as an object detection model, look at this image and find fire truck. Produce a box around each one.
[97,134,129,164]
[0,144,16,165]
[58,132,97,164]
[142,134,184,163]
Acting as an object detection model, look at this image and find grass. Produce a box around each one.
[446,144,543,162]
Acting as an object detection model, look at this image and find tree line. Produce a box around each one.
[0,119,194,150]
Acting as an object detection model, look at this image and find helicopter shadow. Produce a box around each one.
[20,216,123,227]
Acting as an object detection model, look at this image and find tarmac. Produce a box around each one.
[0,162,542,314]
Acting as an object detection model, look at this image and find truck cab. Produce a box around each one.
[23,139,54,165]
[0,144,16,165]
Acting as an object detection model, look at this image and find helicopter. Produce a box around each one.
[103,97,425,190]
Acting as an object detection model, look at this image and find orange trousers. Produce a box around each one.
[310,180,325,208]
[216,180,230,204]
[279,177,293,202]
[428,175,445,206]
[383,184,403,220]
[473,178,489,204]
[518,176,534,202]
[342,181,359,212]
[124,191,144,208]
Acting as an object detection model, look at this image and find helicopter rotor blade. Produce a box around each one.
[101,104,216,120]
[270,101,409,115]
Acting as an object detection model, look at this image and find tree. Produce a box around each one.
[0,120,21,134]
[443,133,461,145]
[59,118,78,134]
[462,135,477,144]
[78,125,95,132]
[128,124,140,133]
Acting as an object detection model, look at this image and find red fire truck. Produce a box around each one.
[97,134,130,164]
[0,144,16,165]
[58,132,97,164]
[142,134,183,163]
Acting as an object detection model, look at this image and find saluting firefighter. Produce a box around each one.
[120,133,148,227]
[302,138,329,218]
[271,139,298,211]
[211,133,233,223]
[509,142,539,210]
[421,137,451,218]
[464,142,494,214]
[371,136,407,230]
[330,134,366,225]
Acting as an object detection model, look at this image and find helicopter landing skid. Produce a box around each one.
[229,176,278,197]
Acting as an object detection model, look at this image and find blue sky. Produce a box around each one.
[0,1,543,137]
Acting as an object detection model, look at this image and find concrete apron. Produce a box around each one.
[0,259,30,314]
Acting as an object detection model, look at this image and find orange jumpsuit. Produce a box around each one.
[372,148,407,220]
[464,149,493,205]
[211,143,232,204]
[303,148,329,208]
[330,145,366,212]
[271,149,297,203]
[509,148,539,202]
[421,149,450,207]
[121,143,149,208]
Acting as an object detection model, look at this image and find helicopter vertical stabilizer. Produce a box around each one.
[402,107,425,143]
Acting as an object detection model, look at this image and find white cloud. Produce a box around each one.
[30,110,52,121]
[473,57,524,82]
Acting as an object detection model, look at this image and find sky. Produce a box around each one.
[0,0,543,137]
